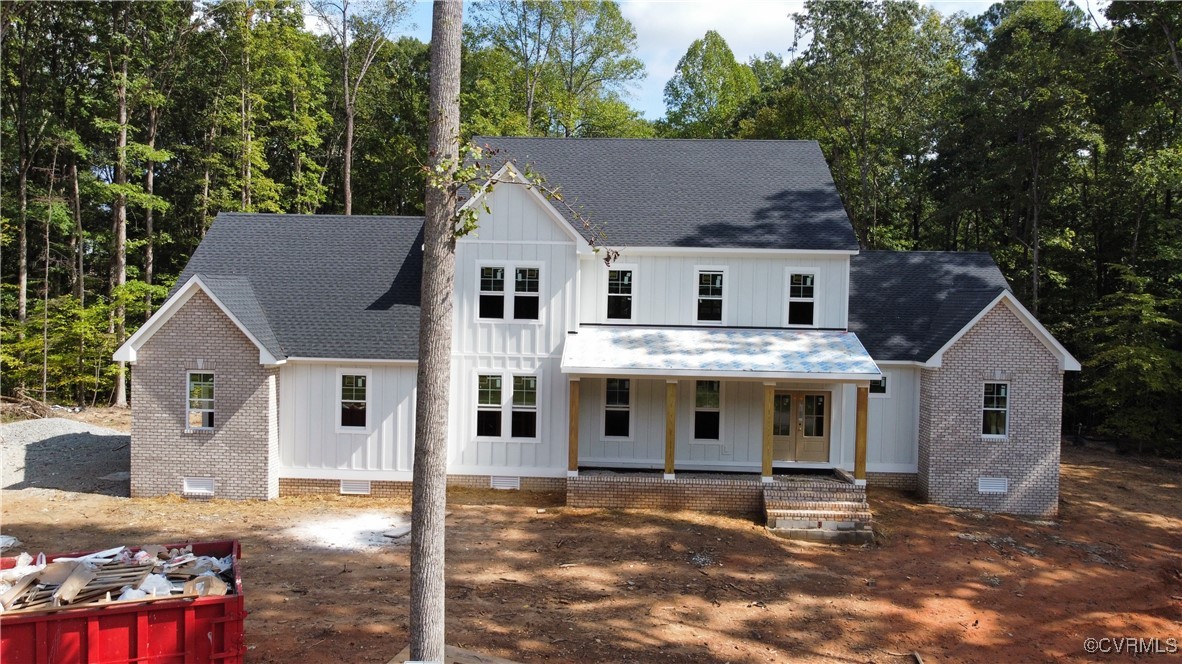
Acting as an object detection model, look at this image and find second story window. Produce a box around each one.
[514,268,540,320]
[696,270,724,323]
[479,267,505,319]
[787,272,816,326]
[607,269,633,320]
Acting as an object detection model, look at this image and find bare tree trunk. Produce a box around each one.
[410,2,462,660]
[144,106,158,313]
[18,169,28,330]
[201,124,214,237]
[341,8,353,216]
[112,18,129,409]
[72,160,85,406]
[1029,153,1041,316]
[42,147,59,403]
[344,105,354,214]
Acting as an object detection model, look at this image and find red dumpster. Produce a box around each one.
[0,540,246,664]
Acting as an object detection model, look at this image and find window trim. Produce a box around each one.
[869,375,889,399]
[982,381,1009,440]
[336,368,373,433]
[476,261,545,324]
[473,370,543,443]
[691,380,724,443]
[784,267,820,328]
[605,264,637,322]
[601,377,635,441]
[185,370,215,433]
[694,265,728,325]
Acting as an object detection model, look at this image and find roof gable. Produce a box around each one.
[473,137,860,252]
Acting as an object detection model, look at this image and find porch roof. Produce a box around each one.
[561,325,881,381]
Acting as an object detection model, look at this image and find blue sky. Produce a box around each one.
[384,0,1107,121]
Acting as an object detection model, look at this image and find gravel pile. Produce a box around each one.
[1,418,130,496]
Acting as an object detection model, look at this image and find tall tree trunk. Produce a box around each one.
[344,105,354,214]
[341,19,353,216]
[42,147,59,403]
[144,106,158,313]
[410,2,462,660]
[72,160,86,406]
[1029,153,1041,316]
[112,17,130,409]
[201,124,214,237]
[18,169,28,331]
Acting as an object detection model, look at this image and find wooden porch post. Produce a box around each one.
[761,383,774,482]
[664,380,677,479]
[855,384,868,485]
[568,379,580,476]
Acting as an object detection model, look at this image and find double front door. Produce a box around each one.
[772,391,830,463]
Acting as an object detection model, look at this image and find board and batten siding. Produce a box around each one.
[577,378,854,473]
[579,252,850,328]
[278,362,417,480]
[449,183,579,478]
[867,366,920,472]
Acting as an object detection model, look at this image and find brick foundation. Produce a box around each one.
[917,302,1063,516]
[130,290,278,501]
[866,472,918,491]
[567,474,763,513]
[279,475,566,498]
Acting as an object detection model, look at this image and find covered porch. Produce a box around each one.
[560,325,881,487]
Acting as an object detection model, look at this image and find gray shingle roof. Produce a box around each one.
[849,251,1011,361]
[473,137,860,251]
[175,213,424,360]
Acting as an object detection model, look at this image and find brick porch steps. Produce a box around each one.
[762,476,874,544]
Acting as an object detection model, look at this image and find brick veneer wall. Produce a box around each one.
[917,302,1063,516]
[866,472,918,491]
[567,475,763,513]
[130,290,279,500]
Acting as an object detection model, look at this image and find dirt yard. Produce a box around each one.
[2,412,1180,663]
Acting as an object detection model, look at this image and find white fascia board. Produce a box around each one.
[874,360,926,367]
[561,365,881,382]
[924,291,1081,372]
[459,161,594,255]
[284,357,418,366]
[113,275,282,366]
[617,246,859,258]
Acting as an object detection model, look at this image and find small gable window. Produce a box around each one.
[604,378,631,438]
[607,269,633,320]
[983,382,1008,438]
[696,270,724,323]
[514,268,540,320]
[340,373,368,429]
[476,374,503,437]
[479,267,505,319]
[787,272,816,326]
[869,377,887,395]
[186,372,215,430]
[694,380,721,440]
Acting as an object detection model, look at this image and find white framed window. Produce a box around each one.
[695,267,726,324]
[606,267,635,321]
[603,378,632,439]
[982,382,1009,438]
[478,262,543,322]
[476,374,503,437]
[478,266,506,319]
[785,268,817,327]
[511,375,538,438]
[337,370,371,431]
[693,380,722,441]
[186,371,215,431]
[869,376,888,398]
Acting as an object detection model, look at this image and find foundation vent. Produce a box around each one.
[182,477,216,497]
[340,479,372,495]
[490,476,521,490]
[978,477,1009,494]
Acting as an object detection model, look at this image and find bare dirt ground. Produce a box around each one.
[2,412,1179,663]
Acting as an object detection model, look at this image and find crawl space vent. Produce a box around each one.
[182,477,215,496]
[490,476,521,490]
[340,479,372,495]
[978,477,1009,494]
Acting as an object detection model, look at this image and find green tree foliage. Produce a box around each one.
[661,30,757,138]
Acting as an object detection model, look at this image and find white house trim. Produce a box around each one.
[113,275,283,366]
[459,162,595,255]
[284,357,417,365]
[924,291,1081,372]
[616,247,859,257]
[564,367,880,381]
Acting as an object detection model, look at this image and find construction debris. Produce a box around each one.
[0,544,235,614]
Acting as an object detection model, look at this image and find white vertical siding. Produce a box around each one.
[278,362,417,479]
[868,366,919,471]
[579,252,850,328]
